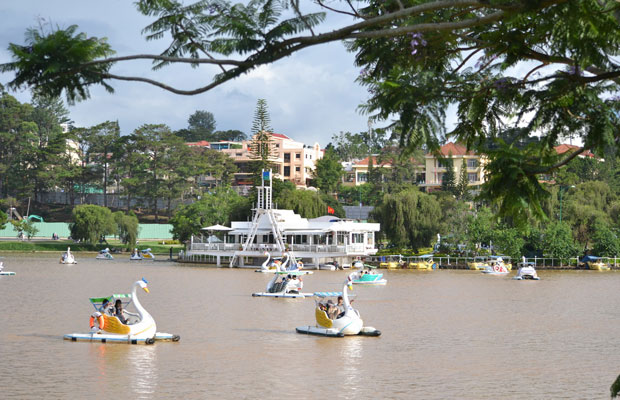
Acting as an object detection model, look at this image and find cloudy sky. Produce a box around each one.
[0,1,373,146]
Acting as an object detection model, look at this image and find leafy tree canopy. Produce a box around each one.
[2,0,619,225]
[170,186,250,242]
[313,147,343,193]
[70,204,116,244]
[372,186,441,251]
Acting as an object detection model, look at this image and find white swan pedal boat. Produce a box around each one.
[255,252,283,273]
[64,278,179,344]
[352,266,386,285]
[513,260,540,280]
[96,248,114,260]
[0,262,15,276]
[296,272,381,338]
[252,270,314,298]
[60,247,77,264]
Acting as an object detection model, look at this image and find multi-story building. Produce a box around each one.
[195,132,322,188]
[421,142,486,192]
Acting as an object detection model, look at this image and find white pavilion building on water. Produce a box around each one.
[186,170,380,267]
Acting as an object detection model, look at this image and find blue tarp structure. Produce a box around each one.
[580,255,601,263]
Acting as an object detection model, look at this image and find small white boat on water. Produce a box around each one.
[96,248,114,260]
[255,252,281,273]
[319,260,341,270]
[252,270,314,298]
[296,272,381,338]
[130,248,143,260]
[64,278,179,344]
[60,247,77,264]
[0,262,16,276]
[352,266,387,285]
[513,257,540,280]
[481,256,510,275]
[141,248,155,259]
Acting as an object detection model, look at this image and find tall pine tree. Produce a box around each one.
[441,154,456,195]
[248,99,277,177]
[457,158,469,199]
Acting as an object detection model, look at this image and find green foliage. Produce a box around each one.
[433,192,471,251]
[170,187,250,242]
[563,181,616,246]
[10,219,39,239]
[456,158,469,200]
[0,210,7,230]
[466,207,496,249]
[541,221,578,259]
[492,226,525,261]
[440,156,456,194]
[372,187,441,251]
[591,222,620,257]
[1,25,115,103]
[70,205,116,244]
[113,211,139,247]
[249,99,277,175]
[276,189,329,219]
[313,147,343,193]
[176,110,216,142]
[330,130,388,162]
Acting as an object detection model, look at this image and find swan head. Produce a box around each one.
[347,272,361,290]
[138,278,150,293]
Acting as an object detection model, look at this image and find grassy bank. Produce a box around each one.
[0,240,184,255]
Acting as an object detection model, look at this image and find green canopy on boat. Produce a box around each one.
[89,293,132,304]
[275,270,307,276]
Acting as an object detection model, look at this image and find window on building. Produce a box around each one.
[345,173,354,182]
[295,166,300,172]
[468,173,478,182]
[235,153,242,157]
[284,166,291,176]
[352,233,364,243]
[439,173,444,182]
[275,144,280,148]
[357,172,368,182]
[467,159,478,168]
[284,153,291,162]
[337,232,347,245]
[438,160,447,168]
[296,153,301,159]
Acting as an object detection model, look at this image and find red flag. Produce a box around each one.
[327,206,334,214]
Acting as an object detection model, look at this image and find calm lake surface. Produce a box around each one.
[1,254,620,399]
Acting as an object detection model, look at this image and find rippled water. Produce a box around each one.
[1,254,620,399]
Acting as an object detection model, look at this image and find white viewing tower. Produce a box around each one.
[229,170,289,267]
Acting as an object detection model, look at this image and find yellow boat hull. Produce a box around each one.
[589,262,610,271]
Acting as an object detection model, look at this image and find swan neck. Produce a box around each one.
[131,282,147,319]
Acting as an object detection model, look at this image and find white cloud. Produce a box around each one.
[0,0,372,147]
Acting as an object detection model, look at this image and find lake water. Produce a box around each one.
[1,254,619,399]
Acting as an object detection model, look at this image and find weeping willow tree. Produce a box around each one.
[372,187,441,251]
[276,189,341,219]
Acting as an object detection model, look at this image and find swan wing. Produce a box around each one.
[102,315,131,334]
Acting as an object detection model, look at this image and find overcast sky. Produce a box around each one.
[0,1,374,146]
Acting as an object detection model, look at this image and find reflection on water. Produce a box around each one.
[86,343,158,399]
[2,255,620,399]
[129,346,158,398]
[338,338,363,398]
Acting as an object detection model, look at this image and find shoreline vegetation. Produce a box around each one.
[0,240,183,255]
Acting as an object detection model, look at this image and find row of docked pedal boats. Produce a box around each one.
[58,247,157,264]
